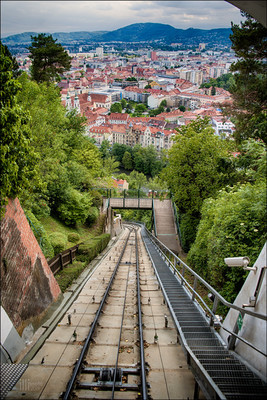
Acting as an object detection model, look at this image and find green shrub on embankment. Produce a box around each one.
[55,262,86,292]
[25,211,54,258]
[56,233,110,292]
[49,232,68,254]
[67,232,80,243]
[76,233,111,264]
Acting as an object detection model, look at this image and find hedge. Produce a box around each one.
[76,233,110,264]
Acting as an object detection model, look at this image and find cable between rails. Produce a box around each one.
[63,228,132,400]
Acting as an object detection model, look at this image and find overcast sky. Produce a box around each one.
[1,1,246,37]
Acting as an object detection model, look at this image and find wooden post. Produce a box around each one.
[59,253,64,270]
[70,248,73,264]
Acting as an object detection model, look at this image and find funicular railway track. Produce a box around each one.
[63,226,148,400]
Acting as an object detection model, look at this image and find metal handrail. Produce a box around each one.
[145,226,267,322]
[171,199,182,244]
[152,198,157,236]
[142,226,267,360]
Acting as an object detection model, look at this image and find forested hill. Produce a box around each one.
[2,23,232,45]
[100,23,232,45]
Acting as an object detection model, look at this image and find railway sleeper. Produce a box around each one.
[77,381,139,391]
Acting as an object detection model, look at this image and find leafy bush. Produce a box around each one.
[25,211,54,258]
[31,199,51,219]
[91,190,103,209]
[67,232,80,243]
[86,206,99,226]
[179,213,200,253]
[57,188,92,226]
[56,262,85,292]
[49,232,67,254]
[76,233,110,264]
[188,181,266,302]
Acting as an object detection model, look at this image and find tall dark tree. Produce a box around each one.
[28,33,72,83]
[223,13,267,144]
[1,43,21,78]
[0,42,38,217]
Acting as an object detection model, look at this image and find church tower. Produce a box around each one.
[74,94,80,114]
[66,92,72,111]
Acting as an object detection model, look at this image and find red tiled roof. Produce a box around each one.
[109,113,129,121]
[89,93,109,103]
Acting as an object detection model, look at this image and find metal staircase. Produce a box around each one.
[141,226,267,399]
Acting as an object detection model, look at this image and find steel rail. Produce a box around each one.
[63,228,132,400]
[111,234,132,399]
[135,227,148,400]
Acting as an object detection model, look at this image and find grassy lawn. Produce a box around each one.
[40,213,109,292]
[40,213,106,250]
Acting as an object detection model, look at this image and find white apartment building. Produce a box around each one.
[147,94,168,109]
[211,117,235,138]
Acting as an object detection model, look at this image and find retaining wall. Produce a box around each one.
[0,198,61,336]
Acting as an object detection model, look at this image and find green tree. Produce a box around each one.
[110,102,122,113]
[147,176,168,191]
[1,43,21,78]
[99,139,111,159]
[135,103,147,115]
[129,170,147,189]
[28,33,72,83]
[200,73,235,91]
[111,143,132,163]
[211,85,216,96]
[188,180,266,302]
[234,138,266,183]
[164,117,234,249]
[74,141,102,178]
[223,13,267,143]
[15,73,102,220]
[103,156,120,176]
[120,98,127,109]
[0,43,38,216]
[179,105,186,112]
[122,151,133,170]
[57,188,92,226]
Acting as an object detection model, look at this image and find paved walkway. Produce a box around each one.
[153,199,181,255]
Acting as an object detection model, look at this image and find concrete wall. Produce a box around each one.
[220,243,266,379]
[0,306,24,363]
[0,198,61,348]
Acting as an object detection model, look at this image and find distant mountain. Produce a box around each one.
[101,23,232,45]
[100,23,179,42]
[1,31,108,46]
[2,23,232,46]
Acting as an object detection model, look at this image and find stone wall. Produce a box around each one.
[0,198,61,332]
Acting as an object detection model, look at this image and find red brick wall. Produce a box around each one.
[0,198,61,330]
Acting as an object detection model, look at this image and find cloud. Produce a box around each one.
[1,0,245,37]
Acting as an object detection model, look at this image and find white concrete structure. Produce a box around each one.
[220,243,267,379]
[1,306,24,362]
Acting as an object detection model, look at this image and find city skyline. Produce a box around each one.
[1,1,246,37]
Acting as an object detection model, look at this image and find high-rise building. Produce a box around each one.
[96,47,104,58]
[150,51,158,61]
